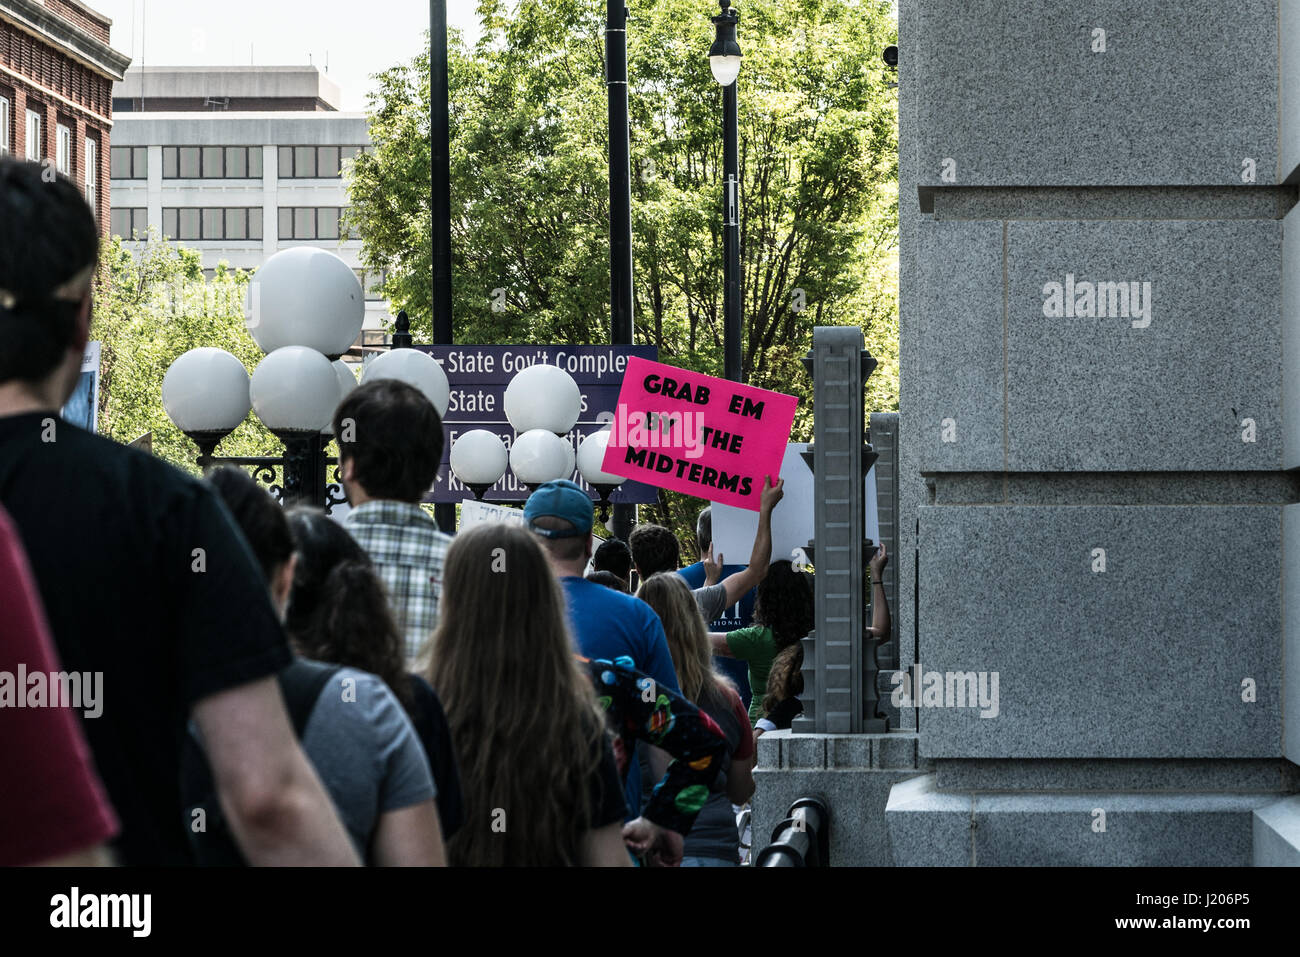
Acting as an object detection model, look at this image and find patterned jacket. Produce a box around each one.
[581,655,731,835]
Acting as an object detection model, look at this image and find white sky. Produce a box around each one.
[88,0,484,111]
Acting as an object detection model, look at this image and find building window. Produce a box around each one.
[85,138,97,208]
[355,268,388,301]
[163,208,263,241]
[278,207,352,240]
[318,146,341,178]
[0,96,10,157]
[110,208,148,240]
[25,110,42,161]
[111,146,148,179]
[162,146,262,179]
[56,123,71,175]
[277,146,367,178]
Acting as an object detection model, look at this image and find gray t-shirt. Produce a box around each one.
[300,667,436,860]
[693,583,730,623]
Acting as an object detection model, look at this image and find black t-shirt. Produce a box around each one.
[591,731,629,831]
[0,413,292,865]
[407,674,465,840]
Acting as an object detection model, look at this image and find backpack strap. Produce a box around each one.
[277,658,345,737]
[180,658,342,866]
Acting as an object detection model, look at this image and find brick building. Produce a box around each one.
[0,0,131,230]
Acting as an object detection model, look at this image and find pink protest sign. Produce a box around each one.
[601,357,798,511]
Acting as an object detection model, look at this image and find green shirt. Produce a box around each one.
[725,625,777,724]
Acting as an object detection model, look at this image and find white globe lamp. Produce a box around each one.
[510,428,577,488]
[245,247,365,358]
[162,348,252,460]
[503,364,582,435]
[321,360,359,435]
[450,429,510,500]
[250,346,342,435]
[361,348,451,418]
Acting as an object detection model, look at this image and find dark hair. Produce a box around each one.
[283,507,413,712]
[762,642,804,716]
[333,378,444,503]
[0,159,99,385]
[585,569,627,592]
[592,537,632,581]
[205,467,293,583]
[754,560,814,651]
[628,523,680,577]
[695,507,712,555]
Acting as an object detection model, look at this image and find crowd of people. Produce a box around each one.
[0,157,889,866]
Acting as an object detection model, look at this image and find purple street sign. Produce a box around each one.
[413,344,660,504]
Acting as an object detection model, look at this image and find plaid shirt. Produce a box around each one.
[345,500,453,661]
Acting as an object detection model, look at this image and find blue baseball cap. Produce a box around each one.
[524,480,594,538]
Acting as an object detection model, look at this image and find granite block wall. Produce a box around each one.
[888,0,1300,865]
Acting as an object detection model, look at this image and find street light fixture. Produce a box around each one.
[711,0,744,383]
[509,428,577,490]
[448,364,628,507]
[359,346,451,417]
[323,360,358,436]
[249,346,341,433]
[503,363,583,435]
[245,246,365,357]
[161,347,252,465]
[576,428,624,521]
[709,0,743,86]
[164,247,366,507]
[449,429,510,500]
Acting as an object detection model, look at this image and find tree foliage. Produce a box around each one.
[92,235,277,473]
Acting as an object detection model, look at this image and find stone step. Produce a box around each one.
[886,774,1290,866]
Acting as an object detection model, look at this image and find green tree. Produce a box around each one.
[346,0,899,542]
[93,234,277,473]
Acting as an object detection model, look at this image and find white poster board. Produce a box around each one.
[460,499,527,530]
[710,443,879,567]
[462,498,603,557]
[61,341,101,433]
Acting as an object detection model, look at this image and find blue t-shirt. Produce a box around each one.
[679,562,756,710]
[560,576,679,819]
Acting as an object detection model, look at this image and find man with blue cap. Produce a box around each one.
[525,480,681,819]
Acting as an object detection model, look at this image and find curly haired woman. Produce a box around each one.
[710,546,889,725]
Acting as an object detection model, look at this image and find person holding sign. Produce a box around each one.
[629,477,785,622]
[710,545,891,726]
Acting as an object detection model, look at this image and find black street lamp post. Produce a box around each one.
[430,1,457,535]
[607,0,636,542]
[710,0,743,383]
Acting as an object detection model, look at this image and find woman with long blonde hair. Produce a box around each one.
[636,572,755,866]
[425,523,630,867]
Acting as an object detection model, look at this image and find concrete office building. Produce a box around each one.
[109,66,390,345]
[0,0,130,231]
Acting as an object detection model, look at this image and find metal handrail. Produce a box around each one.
[754,797,829,867]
